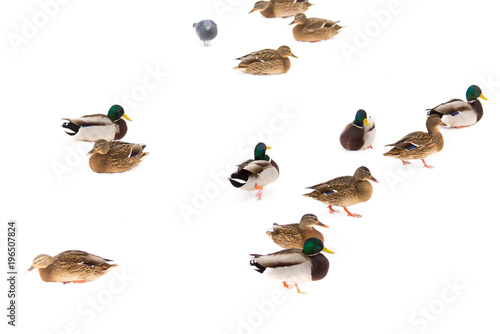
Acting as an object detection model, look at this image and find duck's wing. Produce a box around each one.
[428,99,473,116]
[62,114,113,126]
[251,248,307,268]
[305,18,340,30]
[236,49,280,63]
[306,176,352,194]
[55,251,112,265]
[243,160,274,175]
[385,131,431,149]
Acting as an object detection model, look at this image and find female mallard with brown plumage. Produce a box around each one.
[304,166,378,218]
[384,114,444,168]
[62,105,131,141]
[27,250,117,284]
[87,139,149,173]
[340,109,376,150]
[234,45,297,75]
[250,238,334,294]
[229,143,279,200]
[249,0,313,18]
[427,85,488,128]
[267,214,328,248]
[289,13,344,42]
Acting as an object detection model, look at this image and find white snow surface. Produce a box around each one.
[1,0,500,333]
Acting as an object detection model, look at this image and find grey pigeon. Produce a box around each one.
[193,20,218,46]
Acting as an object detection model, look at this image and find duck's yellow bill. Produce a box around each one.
[480,94,488,100]
[363,119,371,126]
[266,146,272,150]
[122,113,132,121]
[323,247,335,254]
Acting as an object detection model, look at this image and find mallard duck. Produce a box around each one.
[87,139,149,173]
[229,142,279,200]
[427,85,488,128]
[289,13,344,42]
[384,114,444,168]
[340,109,376,150]
[27,250,117,284]
[249,0,313,18]
[250,237,334,294]
[303,166,378,218]
[267,214,328,248]
[234,45,297,75]
[193,20,218,46]
[62,105,131,142]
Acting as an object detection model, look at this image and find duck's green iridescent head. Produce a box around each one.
[466,85,488,102]
[353,109,370,127]
[254,142,271,161]
[108,105,132,122]
[303,238,334,255]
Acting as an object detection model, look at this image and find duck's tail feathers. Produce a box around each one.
[250,259,266,273]
[62,121,80,135]
[426,109,444,118]
[229,170,250,188]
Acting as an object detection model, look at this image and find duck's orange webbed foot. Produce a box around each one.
[421,159,434,169]
[344,207,362,218]
[327,205,340,214]
[255,185,263,200]
[402,160,411,165]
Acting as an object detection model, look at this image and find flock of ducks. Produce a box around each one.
[27,1,489,290]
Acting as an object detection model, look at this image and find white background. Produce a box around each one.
[1,0,499,333]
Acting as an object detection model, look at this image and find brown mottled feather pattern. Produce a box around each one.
[267,223,324,248]
[304,176,373,207]
[34,251,117,283]
[89,141,148,173]
[383,116,444,161]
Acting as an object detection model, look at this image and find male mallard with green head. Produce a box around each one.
[289,13,344,42]
[250,238,334,294]
[229,143,279,200]
[62,105,131,142]
[340,109,376,150]
[267,214,329,249]
[384,114,444,168]
[249,0,313,18]
[234,45,298,75]
[427,85,488,128]
[87,139,149,173]
[27,250,117,284]
[304,166,378,218]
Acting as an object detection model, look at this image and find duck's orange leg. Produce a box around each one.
[344,207,362,218]
[282,281,293,289]
[421,160,434,169]
[294,283,307,294]
[255,185,263,200]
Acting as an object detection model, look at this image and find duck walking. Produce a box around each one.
[62,105,131,141]
[88,139,149,173]
[304,166,378,218]
[249,0,313,18]
[267,214,328,248]
[289,13,344,42]
[234,45,297,75]
[340,109,376,150]
[27,250,117,284]
[427,85,488,128]
[250,238,334,294]
[384,115,444,168]
[229,143,279,200]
